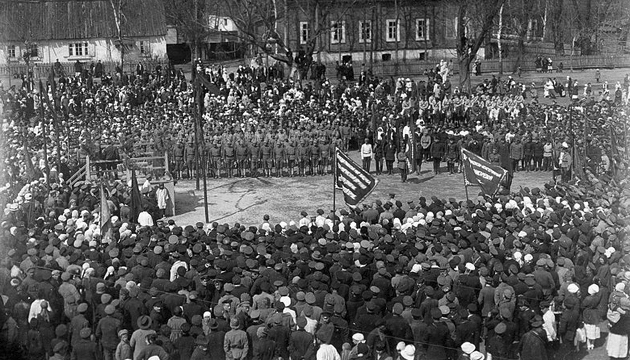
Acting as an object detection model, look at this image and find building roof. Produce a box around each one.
[0,0,167,42]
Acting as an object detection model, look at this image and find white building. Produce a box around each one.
[0,0,167,66]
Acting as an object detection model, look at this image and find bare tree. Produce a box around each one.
[164,0,213,64]
[109,0,129,69]
[219,0,357,76]
[455,0,507,91]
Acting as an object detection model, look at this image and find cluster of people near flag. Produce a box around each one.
[0,59,629,360]
[1,150,630,360]
[2,62,628,187]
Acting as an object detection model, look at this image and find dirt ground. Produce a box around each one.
[170,154,551,226]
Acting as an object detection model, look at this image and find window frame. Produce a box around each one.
[330,20,346,44]
[300,22,310,45]
[139,41,147,55]
[359,20,372,43]
[7,45,16,59]
[416,18,431,40]
[445,17,456,39]
[68,42,90,58]
[385,19,400,42]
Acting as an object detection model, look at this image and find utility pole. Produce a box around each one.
[394,0,399,76]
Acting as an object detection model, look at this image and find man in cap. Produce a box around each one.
[297,139,310,176]
[315,323,339,360]
[50,342,68,360]
[310,139,320,175]
[185,138,197,179]
[222,141,236,178]
[385,303,413,352]
[72,328,98,360]
[559,143,572,182]
[319,138,332,175]
[272,141,285,177]
[191,336,209,360]
[285,140,297,177]
[533,259,556,300]
[116,329,132,360]
[289,316,314,360]
[70,303,91,347]
[248,139,261,178]
[223,318,248,360]
[209,140,223,178]
[260,140,273,177]
[59,272,81,319]
[96,304,122,360]
[425,308,449,360]
[136,333,169,360]
[519,316,548,360]
[235,140,249,178]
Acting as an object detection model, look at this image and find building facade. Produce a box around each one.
[283,0,468,64]
[0,0,167,66]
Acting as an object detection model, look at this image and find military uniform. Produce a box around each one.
[248,140,261,177]
[260,141,273,177]
[209,142,222,178]
[285,141,297,177]
[310,141,320,175]
[273,142,285,177]
[235,142,249,177]
[319,140,331,175]
[223,142,236,178]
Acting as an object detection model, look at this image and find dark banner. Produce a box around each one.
[335,149,378,208]
[461,149,507,195]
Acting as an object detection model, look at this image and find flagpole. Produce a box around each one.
[39,81,49,179]
[333,147,337,220]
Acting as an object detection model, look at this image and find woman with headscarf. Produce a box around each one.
[606,282,630,360]
[581,284,601,350]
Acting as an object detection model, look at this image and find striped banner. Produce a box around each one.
[461,148,507,195]
[335,148,378,208]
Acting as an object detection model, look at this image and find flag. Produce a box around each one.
[21,138,37,181]
[100,183,112,242]
[461,148,507,195]
[335,149,378,208]
[130,169,143,223]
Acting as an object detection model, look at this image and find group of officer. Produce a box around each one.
[171,135,345,179]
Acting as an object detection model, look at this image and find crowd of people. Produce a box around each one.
[0,57,629,360]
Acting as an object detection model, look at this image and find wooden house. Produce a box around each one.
[0,0,168,66]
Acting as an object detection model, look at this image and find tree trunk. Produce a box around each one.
[542,0,549,40]
[120,42,125,71]
[551,0,564,55]
[394,0,399,75]
[459,56,472,92]
[498,4,504,75]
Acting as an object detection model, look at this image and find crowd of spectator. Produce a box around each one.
[0,59,629,360]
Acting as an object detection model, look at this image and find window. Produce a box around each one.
[139,41,147,55]
[331,21,346,44]
[417,18,431,40]
[300,22,310,45]
[68,42,89,57]
[29,46,39,58]
[445,17,456,39]
[529,19,539,38]
[386,19,399,42]
[359,20,372,43]
[7,45,16,58]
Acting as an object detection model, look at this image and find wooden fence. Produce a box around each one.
[2,54,628,82]
[0,60,170,79]
[322,54,630,78]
